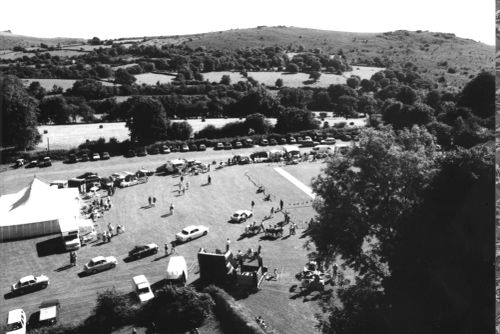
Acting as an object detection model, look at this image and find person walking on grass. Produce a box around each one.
[153,197,157,206]
[148,196,152,207]
[208,175,211,185]
[251,200,255,210]
[170,203,174,214]
[280,199,284,211]
[170,241,176,254]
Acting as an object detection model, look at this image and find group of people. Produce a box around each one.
[177,175,190,195]
[148,196,157,207]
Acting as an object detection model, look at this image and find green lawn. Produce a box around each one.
[0,162,326,333]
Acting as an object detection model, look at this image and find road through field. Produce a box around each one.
[274,167,315,199]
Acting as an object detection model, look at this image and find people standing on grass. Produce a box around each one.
[280,199,284,211]
[148,196,152,206]
[186,181,190,190]
[164,243,169,255]
[108,223,114,236]
[226,238,230,252]
[180,175,184,183]
[251,200,255,210]
[153,197,157,206]
[208,175,211,185]
[170,203,174,214]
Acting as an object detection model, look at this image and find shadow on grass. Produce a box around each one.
[55,264,74,272]
[3,292,15,300]
[92,241,109,247]
[152,254,170,262]
[140,205,152,210]
[36,237,66,257]
[161,212,173,218]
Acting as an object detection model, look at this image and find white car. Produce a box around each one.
[231,210,253,222]
[321,137,336,145]
[11,274,49,295]
[92,153,100,161]
[83,256,117,274]
[132,275,154,302]
[176,225,209,243]
[6,309,26,334]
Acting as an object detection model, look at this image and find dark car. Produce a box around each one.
[128,244,159,260]
[149,147,159,155]
[259,138,269,146]
[198,144,207,151]
[101,152,110,160]
[78,172,100,184]
[68,154,78,163]
[170,146,179,152]
[279,138,288,145]
[269,138,278,146]
[224,142,232,150]
[160,145,170,154]
[137,148,147,157]
[125,149,136,158]
[26,160,38,168]
[80,153,89,162]
[37,157,52,167]
[234,141,243,149]
[244,138,254,147]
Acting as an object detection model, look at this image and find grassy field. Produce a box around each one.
[21,79,118,92]
[0,159,326,333]
[134,73,175,85]
[201,67,383,87]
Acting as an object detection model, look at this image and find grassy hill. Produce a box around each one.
[143,26,494,88]
[0,31,84,49]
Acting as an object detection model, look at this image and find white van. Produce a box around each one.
[132,275,154,302]
[313,145,334,154]
[6,309,26,334]
[166,256,188,286]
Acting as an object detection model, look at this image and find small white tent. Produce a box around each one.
[0,177,81,241]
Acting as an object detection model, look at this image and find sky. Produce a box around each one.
[2,0,495,45]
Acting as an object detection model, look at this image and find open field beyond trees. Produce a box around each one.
[0,156,329,334]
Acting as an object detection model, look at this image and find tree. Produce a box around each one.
[275,108,320,133]
[396,85,417,105]
[220,74,231,85]
[346,77,360,89]
[125,96,169,143]
[27,81,47,100]
[90,288,135,333]
[168,121,193,140]
[1,75,41,150]
[89,36,101,45]
[275,78,284,88]
[309,71,321,82]
[114,68,136,85]
[336,95,359,118]
[38,96,71,124]
[286,63,299,73]
[458,71,494,118]
[244,113,272,134]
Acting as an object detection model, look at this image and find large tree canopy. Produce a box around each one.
[125,96,169,143]
[275,108,320,133]
[1,75,41,150]
[458,71,494,118]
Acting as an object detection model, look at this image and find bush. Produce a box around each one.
[334,122,347,128]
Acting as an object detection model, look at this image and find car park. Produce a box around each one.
[5,309,26,334]
[83,256,117,274]
[91,153,100,161]
[37,157,52,167]
[128,243,159,260]
[36,299,60,327]
[198,144,207,151]
[231,210,253,222]
[176,225,209,243]
[101,152,110,160]
[132,275,154,302]
[11,274,49,296]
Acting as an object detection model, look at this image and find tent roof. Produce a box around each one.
[0,177,80,227]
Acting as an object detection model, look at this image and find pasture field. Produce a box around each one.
[21,78,118,92]
[0,157,328,334]
[134,72,175,85]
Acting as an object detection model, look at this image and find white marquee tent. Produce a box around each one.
[0,177,82,241]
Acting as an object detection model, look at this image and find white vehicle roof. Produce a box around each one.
[133,275,148,285]
[282,145,300,152]
[235,210,251,215]
[91,256,105,262]
[7,309,24,324]
[146,243,158,248]
[19,275,35,283]
[39,305,57,321]
[169,159,185,165]
[183,225,202,232]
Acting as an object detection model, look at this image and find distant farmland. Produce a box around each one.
[134,72,175,85]
[21,78,119,92]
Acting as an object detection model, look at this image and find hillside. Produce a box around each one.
[141,26,495,88]
[0,31,84,49]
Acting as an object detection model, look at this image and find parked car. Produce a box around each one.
[37,157,52,167]
[279,138,288,145]
[128,243,159,260]
[224,142,233,150]
[91,153,100,161]
[137,148,147,156]
[132,275,154,302]
[68,154,78,163]
[14,159,26,168]
[269,138,278,146]
[234,141,243,149]
[101,152,110,160]
[80,153,89,162]
[11,275,49,296]
[5,309,26,334]
[161,145,171,154]
[180,144,189,152]
[231,210,253,223]
[176,225,209,243]
[296,136,303,143]
[304,136,312,142]
[301,140,315,147]
[78,172,99,183]
[83,256,117,274]
[170,146,179,152]
[36,299,60,327]
[259,138,269,146]
[149,147,159,155]
[25,160,38,168]
[288,137,297,144]
[189,143,198,151]
[125,149,136,158]
[198,144,207,151]
[244,138,254,147]
[320,137,336,145]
